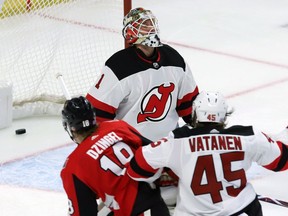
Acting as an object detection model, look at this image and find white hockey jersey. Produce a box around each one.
[127,125,288,216]
[86,45,199,141]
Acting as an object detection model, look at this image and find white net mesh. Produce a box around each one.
[0,0,125,119]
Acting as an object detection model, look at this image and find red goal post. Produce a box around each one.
[0,0,131,119]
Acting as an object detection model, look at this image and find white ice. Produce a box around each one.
[0,0,288,215]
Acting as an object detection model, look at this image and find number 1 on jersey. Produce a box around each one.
[95,74,105,89]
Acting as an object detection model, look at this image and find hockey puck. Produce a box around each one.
[15,128,26,135]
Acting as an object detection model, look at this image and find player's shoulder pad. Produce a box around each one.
[105,48,129,65]
[172,125,193,138]
[221,125,254,136]
[173,125,224,138]
[159,44,186,71]
[104,47,146,80]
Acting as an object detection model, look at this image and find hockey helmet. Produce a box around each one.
[62,96,96,141]
[192,91,228,125]
[122,7,162,47]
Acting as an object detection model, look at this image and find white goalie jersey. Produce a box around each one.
[86,44,199,141]
[127,125,288,216]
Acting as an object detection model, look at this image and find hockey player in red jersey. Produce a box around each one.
[60,96,170,216]
[86,7,199,141]
[127,91,288,216]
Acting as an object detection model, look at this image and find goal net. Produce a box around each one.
[0,0,128,119]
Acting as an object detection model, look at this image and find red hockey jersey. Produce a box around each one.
[61,120,150,216]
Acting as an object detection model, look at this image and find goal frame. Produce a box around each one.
[0,0,132,120]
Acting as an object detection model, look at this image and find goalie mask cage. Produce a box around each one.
[0,0,131,119]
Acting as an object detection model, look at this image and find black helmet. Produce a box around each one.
[62,96,96,141]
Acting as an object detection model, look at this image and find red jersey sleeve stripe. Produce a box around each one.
[136,147,159,173]
[86,93,117,114]
[176,88,199,117]
[177,87,199,107]
[263,142,288,171]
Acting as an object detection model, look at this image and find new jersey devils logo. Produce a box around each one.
[137,83,175,123]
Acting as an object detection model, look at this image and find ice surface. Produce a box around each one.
[0,0,288,215]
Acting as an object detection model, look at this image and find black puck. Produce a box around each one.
[15,128,26,135]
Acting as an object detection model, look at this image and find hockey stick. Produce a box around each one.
[56,73,72,100]
[257,194,288,208]
[97,200,112,216]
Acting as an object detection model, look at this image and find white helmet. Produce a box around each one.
[192,91,228,124]
[122,7,162,47]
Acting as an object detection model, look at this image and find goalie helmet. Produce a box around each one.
[62,96,96,142]
[122,7,162,47]
[192,91,228,125]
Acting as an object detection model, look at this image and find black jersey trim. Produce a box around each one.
[105,44,186,81]
[221,126,254,135]
[176,100,192,112]
[273,143,288,171]
[173,125,254,139]
[73,174,98,215]
[230,196,261,216]
[130,157,156,178]
[94,107,115,120]
[172,125,192,138]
